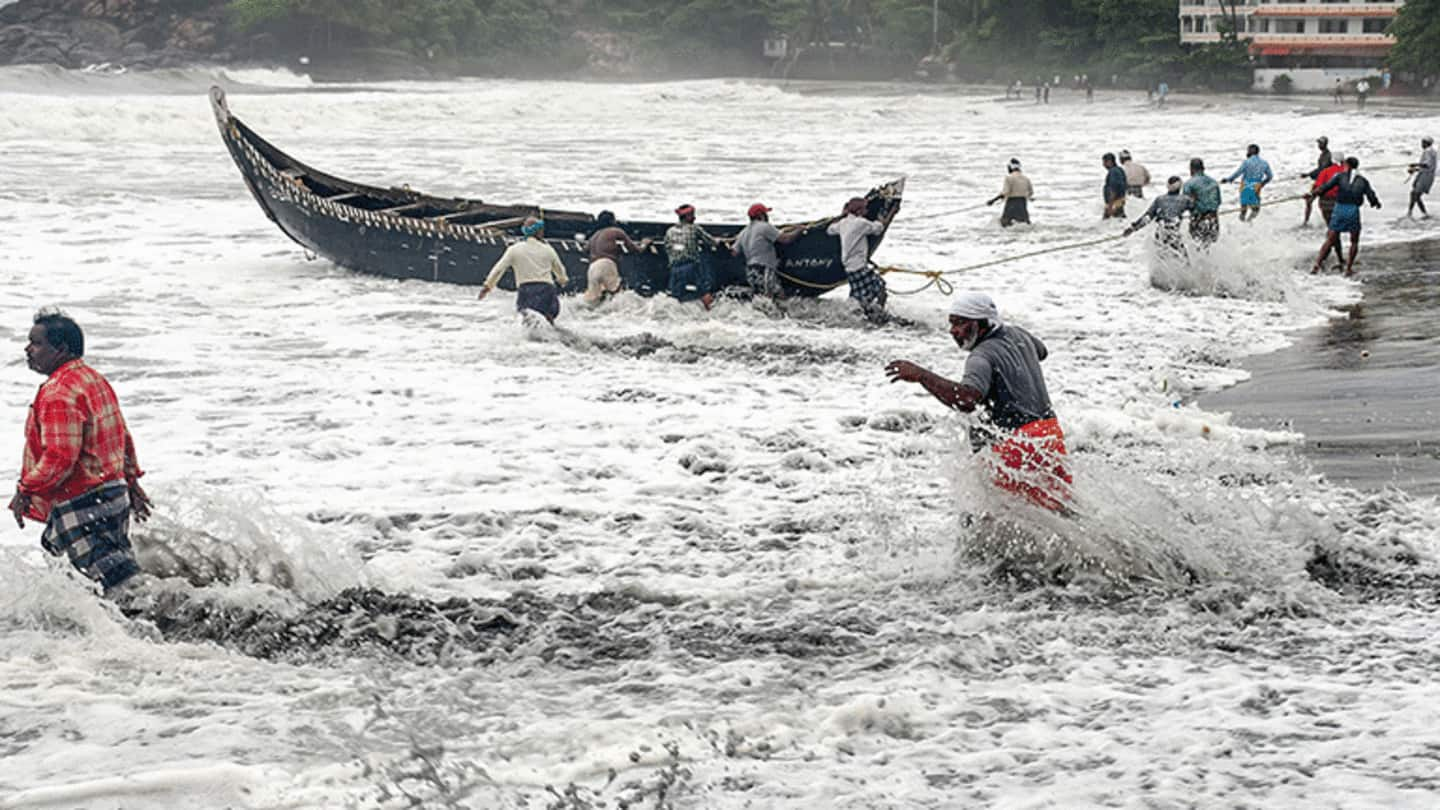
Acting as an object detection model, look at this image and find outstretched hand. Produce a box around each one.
[8,491,29,529]
[885,360,926,384]
[1122,226,1134,237]
[477,287,491,301]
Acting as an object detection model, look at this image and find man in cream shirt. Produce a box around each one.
[478,216,570,323]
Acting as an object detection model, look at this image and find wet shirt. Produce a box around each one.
[1316,170,1380,207]
[1001,172,1033,200]
[1417,147,1437,182]
[1132,193,1192,229]
[1182,174,1221,214]
[664,222,716,266]
[1225,155,1274,187]
[588,226,641,264]
[960,324,1055,433]
[826,214,885,273]
[484,237,568,289]
[20,359,142,521]
[1307,149,1333,179]
[1104,166,1127,202]
[1312,163,1345,200]
[733,220,782,270]
[1122,161,1150,188]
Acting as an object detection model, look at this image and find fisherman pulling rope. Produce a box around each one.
[885,293,1073,514]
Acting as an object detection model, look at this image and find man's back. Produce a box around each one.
[589,226,635,264]
[961,324,1054,431]
[1183,174,1220,213]
[734,220,782,270]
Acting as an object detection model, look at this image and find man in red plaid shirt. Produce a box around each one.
[10,310,151,593]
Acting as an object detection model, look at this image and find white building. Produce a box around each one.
[1178,0,1403,91]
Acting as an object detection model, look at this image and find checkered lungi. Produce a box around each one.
[847,267,888,320]
[40,481,139,590]
[746,263,782,299]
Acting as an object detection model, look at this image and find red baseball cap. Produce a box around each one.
[747,203,771,219]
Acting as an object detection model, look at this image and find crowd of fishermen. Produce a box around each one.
[986,135,1436,277]
[14,131,1436,601]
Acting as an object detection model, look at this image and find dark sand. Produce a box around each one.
[1204,236,1440,496]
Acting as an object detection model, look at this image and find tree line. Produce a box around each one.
[223,0,1437,87]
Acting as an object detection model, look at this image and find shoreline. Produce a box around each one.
[1202,236,1440,496]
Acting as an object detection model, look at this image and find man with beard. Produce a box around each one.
[11,309,151,595]
[884,294,1072,513]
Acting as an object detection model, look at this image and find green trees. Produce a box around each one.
[214,0,1268,83]
[1389,0,1440,85]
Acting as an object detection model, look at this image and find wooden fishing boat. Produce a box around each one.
[208,87,904,297]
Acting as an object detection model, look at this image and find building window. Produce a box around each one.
[1319,19,1349,34]
[1362,18,1391,33]
[1275,19,1305,34]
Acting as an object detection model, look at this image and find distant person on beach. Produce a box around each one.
[1356,79,1370,111]
[1300,136,1333,226]
[987,158,1033,227]
[1309,152,1346,266]
[664,204,719,309]
[1183,158,1221,248]
[1408,136,1436,219]
[1157,81,1169,108]
[884,293,1072,513]
[479,216,568,323]
[1306,157,1382,276]
[1223,144,1273,222]
[1123,176,1192,261]
[11,309,151,596]
[1120,150,1150,198]
[583,211,649,306]
[1333,79,1344,105]
[732,202,802,301]
[1043,83,1050,104]
[1102,153,1127,219]
[827,196,892,322]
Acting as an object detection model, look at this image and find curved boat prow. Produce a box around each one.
[209,85,230,127]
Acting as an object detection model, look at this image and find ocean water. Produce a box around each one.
[2,66,1440,808]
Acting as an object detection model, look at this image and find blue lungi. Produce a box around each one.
[667,259,714,302]
[1328,202,1362,234]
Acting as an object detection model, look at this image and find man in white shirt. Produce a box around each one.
[478,216,569,323]
[826,196,892,323]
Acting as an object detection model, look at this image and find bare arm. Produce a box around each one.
[885,361,983,412]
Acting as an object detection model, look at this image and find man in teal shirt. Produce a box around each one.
[1182,157,1220,248]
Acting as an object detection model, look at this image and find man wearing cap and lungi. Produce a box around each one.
[11,309,151,595]
[827,196,893,322]
[664,204,719,309]
[987,159,1033,227]
[884,294,1072,513]
[732,202,803,302]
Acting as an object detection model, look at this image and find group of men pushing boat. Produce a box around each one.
[475,196,898,325]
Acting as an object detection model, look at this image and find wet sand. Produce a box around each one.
[1204,235,1440,496]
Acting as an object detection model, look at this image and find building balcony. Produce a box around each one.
[1250,4,1399,16]
[1181,30,1395,47]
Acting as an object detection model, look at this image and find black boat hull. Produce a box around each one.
[209,87,904,298]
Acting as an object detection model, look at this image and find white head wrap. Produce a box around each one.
[949,292,1001,326]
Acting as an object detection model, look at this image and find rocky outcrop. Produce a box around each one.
[0,0,229,69]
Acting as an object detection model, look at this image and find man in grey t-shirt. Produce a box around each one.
[732,202,802,301]
[885,292,1073,512]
